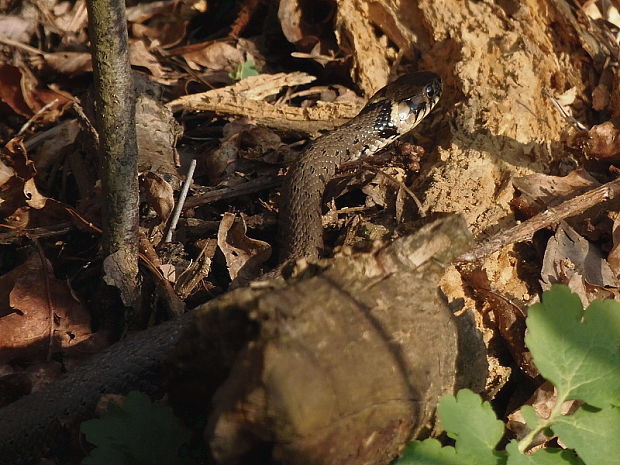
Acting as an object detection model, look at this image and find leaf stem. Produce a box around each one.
[517,391,567,453]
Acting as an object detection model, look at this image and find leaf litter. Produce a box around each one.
[0,0,619,463]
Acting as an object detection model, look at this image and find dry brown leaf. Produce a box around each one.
[126,0,173,24]
[0,15,35,42]
[140,172,174,222]
[131,12,188,49]
[135,92,182,176]
[30,119,81,174]
[585,121,620,159]
[0,64,32,117]
[0,254,94,364]
[0,159,14,188]
[592,82,610,111]
[607,213,620,276]
[541,222,617,305]
[512,169,601,210]
[129,39,165,77]
[41,51,93,76]
[217,213,271,285]
[179,41,244,71]
[507,381,578,445]
[0,64,68,121]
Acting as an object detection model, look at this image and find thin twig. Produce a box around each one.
[183,175,282,209]
[72,100,99,146]
[164,159,196,242]
[17,99,59,136]
[458,176,620,262]
[0,36,45,55]
[543,88,588,131]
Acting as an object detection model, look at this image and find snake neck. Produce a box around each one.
[278,71,442,265]
[278,110,399,263]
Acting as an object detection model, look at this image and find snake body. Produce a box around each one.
[0,71,442,463]
[279,71,442,261]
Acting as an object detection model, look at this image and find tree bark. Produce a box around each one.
[85,0,140,313]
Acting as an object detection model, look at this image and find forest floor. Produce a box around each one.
[1,0,620,464]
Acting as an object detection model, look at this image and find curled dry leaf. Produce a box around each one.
[0,64,32,117]
[0,159,14,187]
[0,64,68,120]
[130,2,192,49]
[541,222,617,305]
[507,381,578,445]
[126,0,173,23]
[129,39,165,78]
[585,121,620,159]
[38,51,93,76]
[207,122,284,182]
[30,119,81,174]
[135,92,182,177]
[278,0,335,48]
[177,41,244,71]
[140,172,174,222]
[217,213,271,285]
[0,138,45,218]
[592,81,610,111]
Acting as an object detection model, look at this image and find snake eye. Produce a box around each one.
[424,83,438,99]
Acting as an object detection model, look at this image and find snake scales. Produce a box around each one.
[280,71,442,261]
[0,71,442,463]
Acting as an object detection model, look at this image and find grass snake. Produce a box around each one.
[279,71,442,261]
[0,71,442,464]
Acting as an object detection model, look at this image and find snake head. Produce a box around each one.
[367,71,442,136]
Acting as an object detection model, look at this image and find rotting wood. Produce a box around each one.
[0,216,484,465]
[172,215,480,465]
[166,73,361,135]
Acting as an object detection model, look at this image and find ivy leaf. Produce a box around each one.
[437,389,505,465]
[552,404,620,465]
[525,285,620,407]
[505,441,584,465]
[81,391,192,465]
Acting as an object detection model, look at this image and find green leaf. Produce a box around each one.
[552,404,620,465]
[437,389,505,465]
[81,391,192,465]
[520,405,543,431]
[395,438,470,465]
[228,60,258,80]
[525,285,620,407]
[505,441,584,465]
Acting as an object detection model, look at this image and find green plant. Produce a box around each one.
[396,285,620,465]
[81,391,193,465]
[229,59,258,80]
